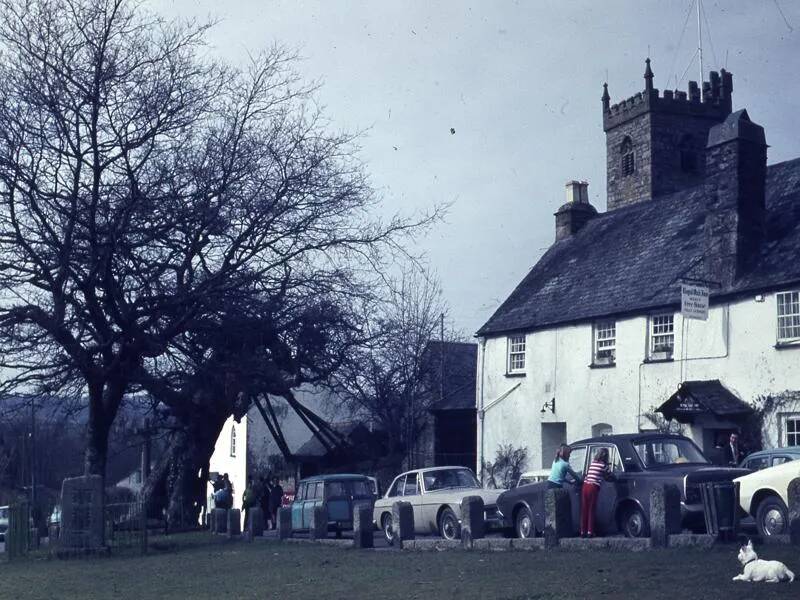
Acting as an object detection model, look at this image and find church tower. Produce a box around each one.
[603,59,733,211]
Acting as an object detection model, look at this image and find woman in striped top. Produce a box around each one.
[580,448,616,537]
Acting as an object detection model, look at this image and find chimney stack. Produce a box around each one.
[704,109,767,289]
[555,181,596,241]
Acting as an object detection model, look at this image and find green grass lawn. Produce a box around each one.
[3,533,798,600]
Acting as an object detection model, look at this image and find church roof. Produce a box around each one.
[477,157,800,336]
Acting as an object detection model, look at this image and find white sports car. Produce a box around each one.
[373,466,504,544]
[735,458,800,537]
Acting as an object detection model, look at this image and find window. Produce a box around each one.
[507,335,526,373]
[326,481,346,497]
[593,320,616,364]
[229,425,237,457]
[403,473,419,496]
[772,456,793,467]
[745,457,769,471]
[632,438,708,467]
[588,445,623,473]
[777,291,800,343]
[568,446,587,476]
[387,476,404,498]
[649,314,675,359]
[621,137,635,176]
[785,416,800,447]
[296,483,307,501]
[679,135,697,173]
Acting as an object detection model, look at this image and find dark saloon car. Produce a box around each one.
[496,433,749,538]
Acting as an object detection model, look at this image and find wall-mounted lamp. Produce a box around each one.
[540,397,556,414]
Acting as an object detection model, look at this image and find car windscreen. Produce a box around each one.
[633,438,709,468]
[423,468,480,491]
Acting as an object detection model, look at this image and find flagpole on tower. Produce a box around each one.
[697,0,704,99]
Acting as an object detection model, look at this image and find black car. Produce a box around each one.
[496,433,750,538]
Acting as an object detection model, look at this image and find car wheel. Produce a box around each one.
[382,514,394,546]
[756,496,788,537]
[515,506,534,539]
[438,507,461,541]
[621,506,649,538]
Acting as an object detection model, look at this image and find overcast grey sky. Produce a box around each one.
[151,1,800,334]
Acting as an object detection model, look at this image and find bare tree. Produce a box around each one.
[0,0,436,480]
[329,269,458,468]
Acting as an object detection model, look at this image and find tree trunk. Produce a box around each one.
[83,378,127,479]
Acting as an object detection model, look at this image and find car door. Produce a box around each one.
[567,445,588,533]
[291,483,306,530]
[302,481,321,528]
[325,480,350,525]
[588,444,622,534]
[401,472,425,533]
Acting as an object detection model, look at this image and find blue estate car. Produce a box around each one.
[739,447,800,471]
[290,474,375,536]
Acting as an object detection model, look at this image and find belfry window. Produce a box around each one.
[621,137,635,176]
[679,135,697,173]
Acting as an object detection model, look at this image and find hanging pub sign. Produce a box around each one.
[681,284,709,321]
[674,393,704,414]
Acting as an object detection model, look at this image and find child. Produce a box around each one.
[547,444,582,489]
[580,447,615,537]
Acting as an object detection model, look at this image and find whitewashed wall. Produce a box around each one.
[477,290,800,475]
[208,415,248,519]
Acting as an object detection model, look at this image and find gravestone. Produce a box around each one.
[788,477,800,546]
[353,505,373,549]
[544,488,571,548]
[60,475,105,550]
[227,509,241,537]
[460,495,485,549]
[392,501,414,548]
[309,505,327,540]
[650,484,682,548]
[278,507,292,540]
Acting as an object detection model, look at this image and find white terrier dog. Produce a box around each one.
[732,540,794,583]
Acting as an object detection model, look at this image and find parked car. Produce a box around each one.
[515,470,551,488]
[735,458,800,537]
[373,466,504,544]
[739,447,800,471]
[289,474,374,536]
[496,433,749,539]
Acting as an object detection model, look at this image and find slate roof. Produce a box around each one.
[421,341,478,412]
[477,157,800,336]
[658,380,753,422]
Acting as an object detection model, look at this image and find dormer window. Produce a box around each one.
[621,137,635,176]
[679,135,697,173]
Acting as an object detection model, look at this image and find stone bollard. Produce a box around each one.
[212,508,228,534]
[544,488,571,549]
[460,495,485,549]
[788,477,800,545]
[247,507,265,538]
[208,509,216,532]
[392,501,415,548]
[353,505,374,549]
[227,509,241,537]
[650,483,682,548]
[278,507,292,540]
[309,505,327,541]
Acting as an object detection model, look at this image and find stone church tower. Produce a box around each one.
[603,58,733,210]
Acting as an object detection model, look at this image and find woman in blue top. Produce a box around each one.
[548,444,582,489]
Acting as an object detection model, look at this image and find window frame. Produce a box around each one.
[777,290,800,344]
[784,414,800,447]
[648,313,675,360]
[620,137,635,177]
[592,319,617,366]
[229,425,237,457]
[506,334,527,375]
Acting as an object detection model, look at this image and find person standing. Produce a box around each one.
[547,444,582,489]
[580,448,616,538]
[259,476,272,529]
[268,477,284,530]
[723,433,744,466]
[242,478,256,531]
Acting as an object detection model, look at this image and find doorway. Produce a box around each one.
[541,422,567,468]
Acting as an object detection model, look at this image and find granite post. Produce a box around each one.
[392,501,415,548]
[788,477,800,545]
[460,495,485,549]
[353,505,374,549]
[278,507,292,540]
[247,507,265,538]
[650,483,682,548]
[309,505,327,540]
[227,509,241,537]
[212,508,228,534]
[544,488,571,549]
